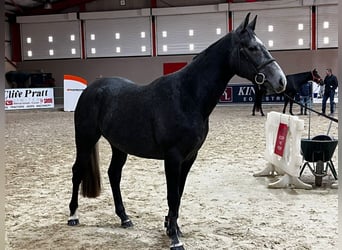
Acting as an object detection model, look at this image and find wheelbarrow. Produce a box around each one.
[300,135,338,187]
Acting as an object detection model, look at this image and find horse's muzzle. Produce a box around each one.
[275,77,287,93]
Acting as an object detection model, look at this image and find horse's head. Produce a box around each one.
[233,13,287,94]
[312,68,323,84]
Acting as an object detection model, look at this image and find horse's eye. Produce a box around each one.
[248,46,258,52]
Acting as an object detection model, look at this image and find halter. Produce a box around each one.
[239,46,276,85]
[311,70,322,83]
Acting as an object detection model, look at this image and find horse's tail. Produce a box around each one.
[81,142,101,198]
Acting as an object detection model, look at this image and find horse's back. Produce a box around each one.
[75,77,164,157]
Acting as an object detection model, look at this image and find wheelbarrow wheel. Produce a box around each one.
[315,160,324,187]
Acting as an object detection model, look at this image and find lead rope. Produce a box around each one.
[284,93,338,123]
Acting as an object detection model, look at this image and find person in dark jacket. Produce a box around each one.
[322,68,338,114]
[299,81,312,115]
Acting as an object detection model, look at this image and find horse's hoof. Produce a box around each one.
[67,219,79,226]
[170,243,184,250]
[121,219,133,228]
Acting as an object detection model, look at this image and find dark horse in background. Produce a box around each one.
[252,69,322,116]
[5,71,31,88]
[67,13,286,250]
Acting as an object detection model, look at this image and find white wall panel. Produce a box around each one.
[234,8,311,50]
[84,17,151,58]
[21,21,81,60]
[156,12,227,55]
[317,5,338,48]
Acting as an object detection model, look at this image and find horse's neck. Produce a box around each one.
[180,36,236,117]
[289,72,312,91]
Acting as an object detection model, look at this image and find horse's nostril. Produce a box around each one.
[280,78,287,88]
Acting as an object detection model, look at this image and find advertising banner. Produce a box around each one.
[64,75,87,112]
[5,88,54,110]
[219,84,285,104]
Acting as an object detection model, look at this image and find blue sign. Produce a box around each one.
[219,84,284,104]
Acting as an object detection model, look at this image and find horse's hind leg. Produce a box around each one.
[68,153,86,225]
[107,146,133,228]
[68,135,101,226]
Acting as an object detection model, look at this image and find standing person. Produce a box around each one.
[322,68,338,115]
[299,81,312,115]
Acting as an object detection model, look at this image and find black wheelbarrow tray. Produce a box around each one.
[300,135,338,187]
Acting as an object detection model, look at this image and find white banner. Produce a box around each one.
[312,82,338,104]
[5,88,54,110]
[64,75,87,112]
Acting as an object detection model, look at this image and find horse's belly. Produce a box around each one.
[104,130,164,160]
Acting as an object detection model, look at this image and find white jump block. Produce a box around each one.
[254,111,312,189]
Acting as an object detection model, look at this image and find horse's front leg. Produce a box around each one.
[282,99,288,114]
[164,149,185,250]
[289,101,294,115]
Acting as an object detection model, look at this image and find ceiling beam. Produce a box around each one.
[22,0,97,15]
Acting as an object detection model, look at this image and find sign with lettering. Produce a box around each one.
[5,88,54,110]
[64,75,87,112]
[219,84,285,104]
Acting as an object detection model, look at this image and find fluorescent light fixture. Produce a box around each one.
[141,45,146,52]
[298,23,304,30]
[115,33,120,39]
[71,48,76,54]
[323,37,329,44]
[90,34,95,40]
[27,50,33,57]
[48,36,53,42]
[323,21,329,29]
[189,29,194,36]
[268,25,274,32]
[26,37,32,44]
[162,31,167,38]
[49,49,54,56]
[268,40,274,47]
[298,38,304,45]
[116,47,121,53]
[141,32,146,38]
[162,45,168,52]
[189,43,194,51]
[70,34,75,41]
[91,48,96,54]
[216,28,221,35]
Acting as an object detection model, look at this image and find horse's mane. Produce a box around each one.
[191,30,237,63]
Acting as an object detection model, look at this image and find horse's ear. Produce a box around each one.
[236,12,251,32]
[247,15,257,31]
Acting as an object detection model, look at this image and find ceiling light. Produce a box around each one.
[323,37,329,44]
[268,40,274,47]
[189,29,194,36]
[268,25,274,32]
[189,44,194,51]
[216,28,221,35]
[298,38,304,45]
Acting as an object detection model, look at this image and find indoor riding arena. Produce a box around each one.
[4,1,340,250]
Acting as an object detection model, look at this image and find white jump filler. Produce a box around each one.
[254,111,312,189]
